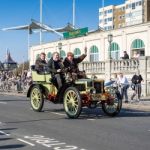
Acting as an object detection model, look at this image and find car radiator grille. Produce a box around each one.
[75,84,86,92]
[94,81,104,93]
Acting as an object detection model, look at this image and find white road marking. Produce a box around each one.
[24,135,86,149]
[0,102,7,104]
[17,138,35,146]
[87,119,95,121]
[51,112,66,116]
[0,130,10,136]
[0,122,6,126]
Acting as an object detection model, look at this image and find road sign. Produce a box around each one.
[63,27,88,39]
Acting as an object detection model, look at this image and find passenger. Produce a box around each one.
[35,52,47,73]
[63,47,87,80]
[47,52,65,89]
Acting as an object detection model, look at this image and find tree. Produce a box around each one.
[13,61,29,76]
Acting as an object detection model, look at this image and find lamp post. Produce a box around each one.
[58,41,62,57]
[108,33,113,59]
[107,33,113,79]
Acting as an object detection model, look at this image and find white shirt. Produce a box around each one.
[118,76,129,85]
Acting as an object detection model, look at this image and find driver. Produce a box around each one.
[47,52,65,89]
[63,47,87,80]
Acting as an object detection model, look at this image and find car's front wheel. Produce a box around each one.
[102,92,122,117]
[30,86,44,112]
[63,87,82,119]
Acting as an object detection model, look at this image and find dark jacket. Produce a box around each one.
[35,57,47,72]
[122,53,129,59]
[63,54,86,73]
[131,74,143,84]
[47,58,64,76]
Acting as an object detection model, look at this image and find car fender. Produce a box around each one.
[27,83,45,98]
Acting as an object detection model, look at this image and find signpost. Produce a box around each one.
[63,27,88,39]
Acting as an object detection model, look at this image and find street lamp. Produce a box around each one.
[107,33,113,80]
[58,41,62,56]
[108,33,113,59]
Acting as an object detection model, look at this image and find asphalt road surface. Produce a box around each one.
[0,94,150,150]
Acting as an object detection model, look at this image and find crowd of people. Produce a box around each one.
[0,70,32,92]
[111,71,143,103]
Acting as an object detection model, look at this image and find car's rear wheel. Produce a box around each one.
[63,87,82,119]
[30,86,44,112]
[102,92,122,117]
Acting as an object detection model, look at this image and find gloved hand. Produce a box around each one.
[57,69,61,73]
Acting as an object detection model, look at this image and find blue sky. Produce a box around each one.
[0,0,125,63]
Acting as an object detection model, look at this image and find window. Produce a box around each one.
[99,12,103,16]
[139,1,142,6]
[60,50,66,59]
[36,54,40,59]
[131,39,145,49]
[132,3,135,9]
[108,17,112,21]
[108,9,112,13]
[90,46,99,62]
[47,52,52,60]
[74,48,81,58]
[108,42,120,60]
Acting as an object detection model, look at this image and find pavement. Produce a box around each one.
[0,91,150,112]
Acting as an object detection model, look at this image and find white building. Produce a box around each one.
[99,0,145,30]
[125,0,144,26]
[99,5,114,31]
[30,21,150,65]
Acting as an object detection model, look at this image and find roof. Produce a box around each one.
[3,51,17,64]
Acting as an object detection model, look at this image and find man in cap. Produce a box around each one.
[63,47,87,80]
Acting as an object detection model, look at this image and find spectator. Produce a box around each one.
[118,73,129,103]
[132,51,140,59]
[131,70,143,102]
[122,51,129,59]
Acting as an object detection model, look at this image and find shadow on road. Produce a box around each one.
[77,108,150,119]
[0,99,27,102]
[0,128,18,131]
[0,144,25,149]
[0,138,13,141]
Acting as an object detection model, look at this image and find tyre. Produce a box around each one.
[30,86,44,112]
[102,92,122,117]
[63,87,82,119]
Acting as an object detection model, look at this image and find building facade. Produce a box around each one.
[30,22,150,96]
[30,21,150,65]
[99,0,149,30]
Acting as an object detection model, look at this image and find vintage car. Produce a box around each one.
[27,66,122,119]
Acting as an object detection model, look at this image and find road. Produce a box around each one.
[0,94,150,150]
